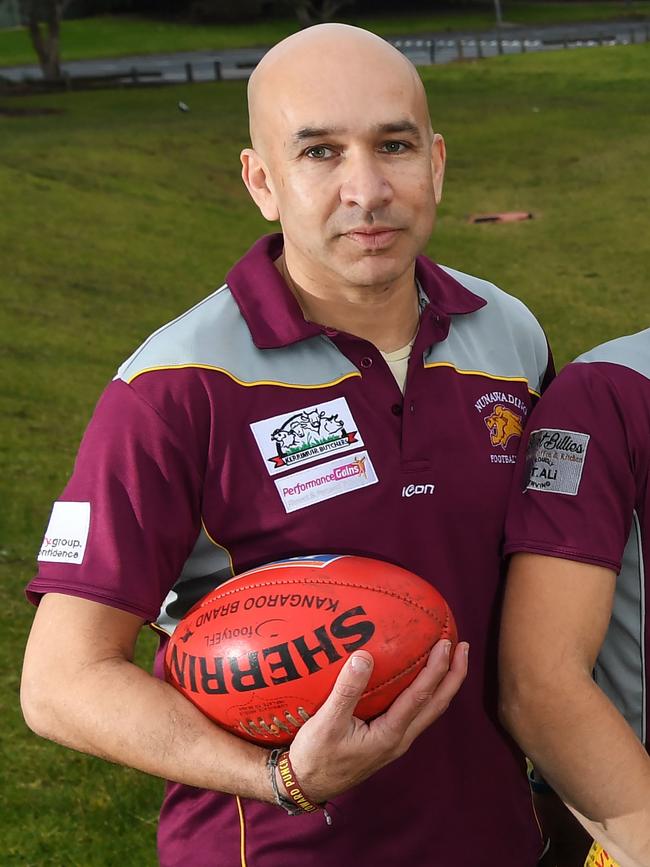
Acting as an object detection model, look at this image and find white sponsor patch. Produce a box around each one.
[275,451,378,513]
[38,501,90,564]
[524,429,590,496]
[251,397,364,476]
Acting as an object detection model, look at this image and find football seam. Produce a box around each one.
[361,608,453,697]
[195,577,446,622]
[361,650,428,697]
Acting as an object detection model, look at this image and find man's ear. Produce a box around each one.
[431,133,446,205]
[240,148,280,222]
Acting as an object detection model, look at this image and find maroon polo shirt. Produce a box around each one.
[29,234,553,866]
[505,330,650,749]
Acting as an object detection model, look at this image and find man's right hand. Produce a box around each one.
[287,638,469,804]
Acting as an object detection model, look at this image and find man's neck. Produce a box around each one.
[275,255,420,353]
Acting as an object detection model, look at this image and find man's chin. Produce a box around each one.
[335,256,412,290]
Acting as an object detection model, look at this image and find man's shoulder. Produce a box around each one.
[574,328,650,383]
[533,330,650,441]
[438,264,544,332]
[430,264,550,395]
[115,283,249,385]
[113,279,356,392]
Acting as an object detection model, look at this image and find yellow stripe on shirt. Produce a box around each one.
[584,841,620,867]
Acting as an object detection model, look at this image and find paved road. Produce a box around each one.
[1,19,647,84]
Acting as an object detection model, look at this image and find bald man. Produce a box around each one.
[21,24,553,867]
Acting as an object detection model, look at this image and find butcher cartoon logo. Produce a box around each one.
[269,408,358,468]
[250,398,366,477]
[484,405,523,450]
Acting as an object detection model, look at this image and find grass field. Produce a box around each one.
[0,2,649,66]
[1,43,649,864]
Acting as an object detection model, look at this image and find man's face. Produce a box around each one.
[243,45,445,294]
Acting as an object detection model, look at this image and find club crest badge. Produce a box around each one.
[474,390,529,464]
[250,397,365,476]
[484,404,523,450]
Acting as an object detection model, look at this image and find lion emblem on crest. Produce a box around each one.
[484,405,523,450]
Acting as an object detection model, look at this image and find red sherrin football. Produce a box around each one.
[164,554,457,746]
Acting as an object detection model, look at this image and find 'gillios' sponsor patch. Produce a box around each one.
[524,428,590,496]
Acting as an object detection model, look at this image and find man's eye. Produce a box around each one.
[305,146,334,159]
[382,141,408,154]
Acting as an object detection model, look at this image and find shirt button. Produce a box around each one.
[391,403,403,416]
[360,357,373,369]
[324,327,338,337]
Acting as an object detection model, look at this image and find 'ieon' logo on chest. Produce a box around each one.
[250,397,365,476]
[475,391,528,462]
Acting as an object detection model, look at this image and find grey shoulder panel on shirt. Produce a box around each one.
[575,328,650,382]
[114,284,357,386]
[594,511,647,743]
[428,266,549,394]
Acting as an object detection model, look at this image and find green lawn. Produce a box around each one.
[0,2,649,66]
[1,43,649,863]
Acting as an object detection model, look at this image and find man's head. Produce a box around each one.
[241,24,445,295]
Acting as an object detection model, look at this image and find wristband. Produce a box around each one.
[267,748,332,825]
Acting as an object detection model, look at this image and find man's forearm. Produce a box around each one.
[22,652,273,801]
[567,807,650,867]
[502,670,650,866]
[23,593,468,810]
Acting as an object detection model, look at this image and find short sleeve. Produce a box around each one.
[27,378,205,619]
[505,362,636,572]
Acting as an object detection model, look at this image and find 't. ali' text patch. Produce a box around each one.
[38,501,91,564]
[524,429,590,496]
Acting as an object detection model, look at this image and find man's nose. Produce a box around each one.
[339,152,393,212]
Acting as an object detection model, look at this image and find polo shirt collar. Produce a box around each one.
[226,233,485,350]
[414,255,487,318]
[226,234,320,350]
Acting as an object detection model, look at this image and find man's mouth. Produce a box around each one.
[343,228,401,250]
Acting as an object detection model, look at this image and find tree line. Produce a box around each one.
[18,1,507,81]
[19,0,362,79]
